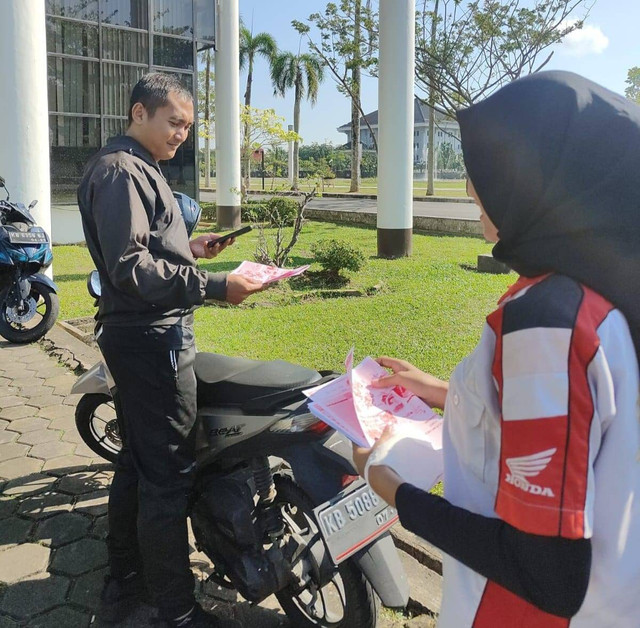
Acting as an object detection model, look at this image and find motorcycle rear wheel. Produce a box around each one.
[274,474,379,628]
[0,282,59,344]
[75,393,122,463]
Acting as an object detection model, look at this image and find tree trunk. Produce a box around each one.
[426,0,439,196]
[350,0,362,193]
[292,85,301,191]
[204,49,211,189]
[243,58,254,196]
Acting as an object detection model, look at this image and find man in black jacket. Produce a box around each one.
[78,73,259,628]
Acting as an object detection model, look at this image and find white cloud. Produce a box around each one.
[559,21,609,57]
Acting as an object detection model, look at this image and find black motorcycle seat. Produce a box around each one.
[195,352,322,407]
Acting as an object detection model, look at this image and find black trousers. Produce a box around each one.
[98,332,198,620]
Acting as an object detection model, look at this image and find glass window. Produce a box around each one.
[101,0,148,29]
[160,129,196,197]
[48,57,100,114]
[102,26,149,64]
[49,115,101,201]
[153,36,193,70]
[45,0,99,21]
[153,0,193,37]
[194,0,215,43]
[103,63,147,117]
[46,18,99,58]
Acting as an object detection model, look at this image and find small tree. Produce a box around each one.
[254,190,316,267]
[312,238,366,281]
[239,106,300,201]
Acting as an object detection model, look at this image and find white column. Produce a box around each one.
[287,124,295,185]
[0,1,52,250]
[377,0,415,258]
[215,0,242,229]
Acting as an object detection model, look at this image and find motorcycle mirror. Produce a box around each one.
[0,176,5,188]
[28,200,38,210]
[87,270,102,299]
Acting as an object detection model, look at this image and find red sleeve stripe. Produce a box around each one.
[472,581,569,628]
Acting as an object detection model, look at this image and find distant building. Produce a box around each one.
[337,98,462,167]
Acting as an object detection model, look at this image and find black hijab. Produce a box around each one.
[457,71,640,361]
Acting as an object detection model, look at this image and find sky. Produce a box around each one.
[235,0,640,146]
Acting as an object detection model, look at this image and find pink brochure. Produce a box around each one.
[305,353,441,449]
[230,261,310,284]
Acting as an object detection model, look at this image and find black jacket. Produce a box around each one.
[77,136,226,325]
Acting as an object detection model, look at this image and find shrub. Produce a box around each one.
[250,197,298,227]
[312,239,366,279]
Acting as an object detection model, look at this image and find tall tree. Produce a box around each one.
[239,26,278,193]
[625,67,640,104]
[415,0,594,117]
[293,0,378,192]
[197,49,215,188]
[271,52,325,191]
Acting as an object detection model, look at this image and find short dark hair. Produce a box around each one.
[127,72,193,125]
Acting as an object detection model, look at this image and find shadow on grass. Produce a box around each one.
[52,272,91,283]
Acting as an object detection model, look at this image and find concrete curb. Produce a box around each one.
[40,322,443,618]
[305,207,483,237]
[200,187,475,205]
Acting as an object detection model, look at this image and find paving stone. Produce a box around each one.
[26,606,92,628]
[0,456,43,480]
[6,417,50,434]
[0,615,20,627]
[26,395,65,410]
[0,516,33,549]
[41,455,92,476]
[0,498,19,520]
[73,441,101,459]
[0,419,8,430]
[47,416,77,435]
[44,375,76,388]
[20,352,53,365]
[58,471,111,496]
[33,512,91,547]
[91,515,108,540]
[0,397,28,411]
[61,429,83,445]
[0,430,17,445]
[69,566,107,610]
[10,377,45,390]
[16,385,54,399]
[0,573,70,620]
[37,404,74,421]
[0,405,33,421]
[17,429,62,446]
[50,538,107,576]
[30,367,66,379]
[62,396,79,406]
[3,473,57,498]
[29,440,75,461]
[0,443,29,462]
[0,543,50,583]
[18,491,74,520]
[74,489,109,517]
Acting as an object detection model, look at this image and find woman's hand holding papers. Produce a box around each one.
[372,357,449,410]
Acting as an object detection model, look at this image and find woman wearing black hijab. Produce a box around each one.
[353,71,640,627]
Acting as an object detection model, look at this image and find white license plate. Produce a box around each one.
[313,479,399,564]
[8,231,48,244]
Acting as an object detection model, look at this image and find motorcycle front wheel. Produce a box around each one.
[274,474,379,628]
[75,393,122,463]
[0,282,59,343]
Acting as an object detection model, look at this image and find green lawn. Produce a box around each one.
[52,221,512,380]
[205,177,469,198]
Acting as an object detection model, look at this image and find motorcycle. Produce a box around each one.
[0,175,58,343]
[72,269,410,627]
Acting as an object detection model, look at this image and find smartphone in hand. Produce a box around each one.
[207,225,253,248]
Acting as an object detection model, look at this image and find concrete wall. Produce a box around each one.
[52,205,85,245]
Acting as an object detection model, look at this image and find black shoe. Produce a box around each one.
[165,604,242,628]
[96,571,146,624]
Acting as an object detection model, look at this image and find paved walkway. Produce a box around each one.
[0,338,291,628]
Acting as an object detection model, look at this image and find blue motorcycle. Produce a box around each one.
[0,175,58,343]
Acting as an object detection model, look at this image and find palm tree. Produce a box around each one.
[239,26,277,193]
[271,52,324,190]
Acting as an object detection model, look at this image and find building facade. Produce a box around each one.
[337,98,463,173]
[46,0,215,210]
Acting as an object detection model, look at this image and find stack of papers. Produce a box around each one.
[230,261,310,284]
[304,353,442,448]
